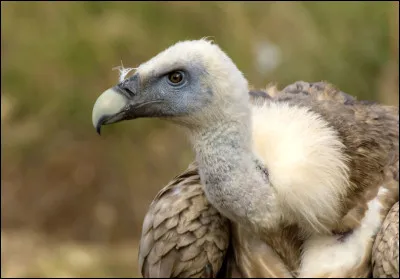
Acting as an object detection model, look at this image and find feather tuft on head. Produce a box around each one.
[112,60,137,83]
[200,36,215,44]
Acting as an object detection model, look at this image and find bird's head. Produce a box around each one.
[92,39,249,134]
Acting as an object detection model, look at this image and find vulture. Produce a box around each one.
[92,39,399,278]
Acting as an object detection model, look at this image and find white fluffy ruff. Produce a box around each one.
[252,102,350,233]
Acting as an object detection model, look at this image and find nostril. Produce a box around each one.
[117,83,135,97]
[117,73,139,97]
[124,87,135,96]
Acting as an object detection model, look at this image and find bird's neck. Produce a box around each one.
[189,113,274,229]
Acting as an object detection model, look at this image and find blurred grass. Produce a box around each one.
[1,1,398,277]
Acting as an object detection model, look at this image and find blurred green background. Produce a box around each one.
[1,1,398,277]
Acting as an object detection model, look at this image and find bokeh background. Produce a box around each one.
[1,1,398,277]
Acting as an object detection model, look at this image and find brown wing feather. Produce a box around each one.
[254,81,359,107]
[230,222,300,278]
[138,162,230,278]
[278,80,358,104]
[372,202,399,278]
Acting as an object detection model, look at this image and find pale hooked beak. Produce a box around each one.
[92,88,129,135]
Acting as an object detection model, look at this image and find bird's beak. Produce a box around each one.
[92,87,129,135]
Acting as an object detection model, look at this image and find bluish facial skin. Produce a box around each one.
[92,59,216,134]
[115,63,212,121]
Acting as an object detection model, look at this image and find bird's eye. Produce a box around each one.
[167,71,184,85]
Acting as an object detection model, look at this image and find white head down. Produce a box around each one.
[92,39,250,133]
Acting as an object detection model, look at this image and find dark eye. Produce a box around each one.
[167,71,184,85]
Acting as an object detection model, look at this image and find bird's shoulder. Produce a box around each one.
[138,162,230,278]
[249,81,355,106]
